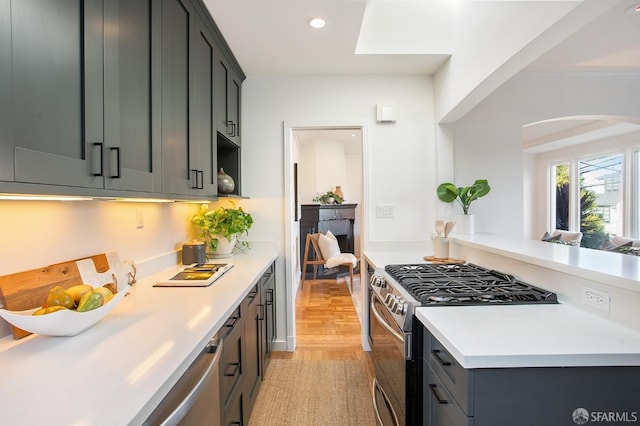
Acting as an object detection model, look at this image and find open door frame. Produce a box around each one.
[282,121,369,351]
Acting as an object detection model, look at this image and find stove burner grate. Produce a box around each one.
[385,263,558,306]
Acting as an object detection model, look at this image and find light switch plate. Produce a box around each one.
[376,204,395,218]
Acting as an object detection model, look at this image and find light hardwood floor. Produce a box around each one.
[273,274,369,364]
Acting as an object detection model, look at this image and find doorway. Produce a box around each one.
[283,122,368,352]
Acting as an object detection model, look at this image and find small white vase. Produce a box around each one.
[456,214,475,235]
[210,234,237,258]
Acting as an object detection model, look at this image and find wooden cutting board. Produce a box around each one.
[0,254,110,339]
[423,256,465,264]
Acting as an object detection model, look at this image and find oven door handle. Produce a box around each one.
[370,293,403,343]
[372,377,400,426]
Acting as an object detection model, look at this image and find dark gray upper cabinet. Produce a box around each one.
[161,0,218,197]
[0,0,13,182]
[191,16,218,195]
[215,55,242,146]
[9,0,104,189]
[103,0,162,192]
[160,0,194,196]
[1,0,242,199]
[7,0,160,192]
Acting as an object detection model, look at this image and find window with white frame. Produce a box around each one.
[578,154,623,248]
[549,150,638,249]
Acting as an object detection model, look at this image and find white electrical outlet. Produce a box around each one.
[583,287,610,312]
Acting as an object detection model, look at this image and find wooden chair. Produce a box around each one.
[301,233,355,292]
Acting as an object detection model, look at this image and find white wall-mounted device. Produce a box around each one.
[376,104,396,123]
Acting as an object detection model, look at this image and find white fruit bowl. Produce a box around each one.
[0,285,130,337]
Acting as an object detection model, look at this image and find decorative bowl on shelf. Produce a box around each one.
[0,285,130,337]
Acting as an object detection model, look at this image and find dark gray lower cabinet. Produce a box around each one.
[220,306,243,425]
[261,263,276,374]
[220,261,276,425]
[243,284,261,421]
[423,328,640,426]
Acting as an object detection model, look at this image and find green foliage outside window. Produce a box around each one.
[555,165,607,249]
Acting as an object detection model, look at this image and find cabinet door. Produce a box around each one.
[214,57,229,139]
[103,0,161,192]
[261,268,276,374]
[243,284,261,421]
[191,17,218,195]
[160,0,194,195]
[220,308,243,407]
[223,388,244,426]
[226,69,241,145]
[214,55,241,146]
[0,0,12,181]
[11,0,104,188]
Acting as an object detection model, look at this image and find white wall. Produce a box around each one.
[0,199,209,336]
[241,74,436,345]
[433,0,605,123]
[298,138,348,203]
[451,72,640,238]
[242,74,436,245]
[0,200,200,277]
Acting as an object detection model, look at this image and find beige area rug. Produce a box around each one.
[248,359,377,426]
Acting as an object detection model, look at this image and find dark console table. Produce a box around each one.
[300,203,357,279]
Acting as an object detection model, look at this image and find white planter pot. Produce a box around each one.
[456,214,475,235]
[209,234,237,258]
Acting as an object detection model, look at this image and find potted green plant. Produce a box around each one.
[437,179,490,234]
[191,202,253,258]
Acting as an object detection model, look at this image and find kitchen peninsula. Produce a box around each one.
[0,244,277,425]
[363,233,640,424]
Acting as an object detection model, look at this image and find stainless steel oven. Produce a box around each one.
[368,274,421,426]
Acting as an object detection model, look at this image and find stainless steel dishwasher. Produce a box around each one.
[144,336,222,426]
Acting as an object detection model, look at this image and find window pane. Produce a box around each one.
[579,154,623,249]
[554,163,570,231]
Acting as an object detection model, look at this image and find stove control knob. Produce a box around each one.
[370,275,387,289]
[384,293,395,306]
[393,301,407,315]
[386,295,401,312]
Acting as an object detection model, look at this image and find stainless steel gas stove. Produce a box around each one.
[368,262,558,426]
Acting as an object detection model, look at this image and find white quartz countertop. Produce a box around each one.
[453,233,640,291]
[363,241,640,369]
[416,303,640,368]
[363,250,432,269]
[0,244,277,426]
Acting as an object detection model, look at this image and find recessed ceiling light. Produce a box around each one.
[308,17,326,29]
[625,3,640,14]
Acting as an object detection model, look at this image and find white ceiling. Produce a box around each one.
[294,128,363,155]
[204,0,640,146]
[203,0,640,77]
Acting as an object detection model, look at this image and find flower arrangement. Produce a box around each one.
[313,191,344,204]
